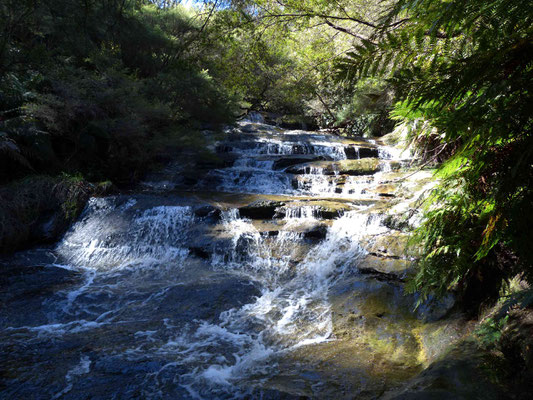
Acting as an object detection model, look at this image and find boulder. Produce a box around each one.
[358,255,413,279]
[344,145,379,160]
[193,205,222,220]
[0,176,93,254]
[238,200,286,219]
[303,224,329,240]
[362,233,410,259]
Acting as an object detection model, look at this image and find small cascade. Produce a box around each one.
[195,122,411,199]
[56,197,195,269]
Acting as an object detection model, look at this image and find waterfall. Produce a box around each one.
[0,119,437,400]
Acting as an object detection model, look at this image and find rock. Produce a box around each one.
[239,200,286,219]
[358,255,413,278]
[327,277,426,371]
[362,233,410,259]
[0,176,93,254]
[272,155,328,170]
[94,180,118,196]
[416,294,456,322]
[283,200,354,220]
[188,246,211,259]
[366,183,399,198]
[0,264,82,326]
[286,158,381,176]
[241,123,257,133]
[193,205,221,220]
[303,224,328,240]
[215,144,233,153]
[383,341,503,400]
[344,145,379,159]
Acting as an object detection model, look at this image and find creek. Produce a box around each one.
[0,119,460,399]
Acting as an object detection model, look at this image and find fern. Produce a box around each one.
[340,0,533,310]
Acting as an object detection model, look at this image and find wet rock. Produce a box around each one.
[0,265,82,326]
[0,176,93,254]
[326,277,426,375]
[283,200,354,220]
[193,204,222,220]
[358,255,413,279]
[188,246,210,259]
[157,275,260,321]
[362,233,411,259]
[366,183,399,198]
[416,294,456,322]
[383,341,503,400]
[382,213,415,232]
[272,155,328,170]
[417,318,469,362]
[344,145,379,160]
[239,200,286,219]
[241,123,258,133]
[303,224,328,240]
[286,158,381,176]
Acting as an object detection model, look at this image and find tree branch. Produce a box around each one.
[324,19,376,44]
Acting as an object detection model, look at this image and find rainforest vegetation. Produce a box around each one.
[1,0,532,321]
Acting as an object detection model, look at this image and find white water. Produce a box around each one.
[201,122,410,199]
[1,121,418,399]
[21,195,385,398]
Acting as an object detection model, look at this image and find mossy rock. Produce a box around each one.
[383,341,504,400]
[286,158,381,176]
[239,200,286,219]
[0,175,93,254]
[361,233,412,259]
[359,255,413,278]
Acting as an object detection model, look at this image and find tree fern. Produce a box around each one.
[338,0,533,311]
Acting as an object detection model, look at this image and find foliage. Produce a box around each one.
[0,0,239,184]
[338,0,532,310]
[333,78,395,136]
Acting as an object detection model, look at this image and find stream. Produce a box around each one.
[0,119,458,399]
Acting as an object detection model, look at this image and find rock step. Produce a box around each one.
[236,199,374,220]
[286,158,381,176]
[216,141,378,160]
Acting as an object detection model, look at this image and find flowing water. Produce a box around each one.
[1,120,450,399]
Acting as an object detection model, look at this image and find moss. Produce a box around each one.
[0,174,92,254]
[286,158,381,176]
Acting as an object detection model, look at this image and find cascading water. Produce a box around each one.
[1,120,441,399]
